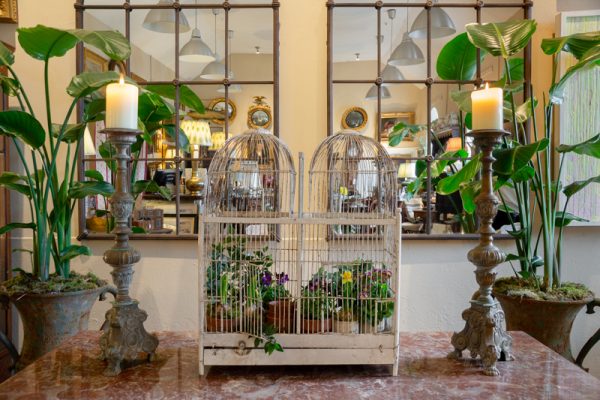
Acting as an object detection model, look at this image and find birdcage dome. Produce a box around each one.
[308,129,397,217]
[205,128,296,215]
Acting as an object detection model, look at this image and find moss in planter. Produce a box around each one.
[494,277,593,302]
[0,271,107,296]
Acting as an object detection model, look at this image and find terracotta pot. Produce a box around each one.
[302,318,331,334]
[206,315,239,332]
[9,285,112,370]
[494,292,593,360]
[266,300,295,333]
[334,319,359,334]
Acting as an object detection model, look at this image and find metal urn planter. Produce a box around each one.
[6,285,114,369]
[494,292,594,360]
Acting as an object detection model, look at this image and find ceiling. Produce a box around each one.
[86,0,522,80]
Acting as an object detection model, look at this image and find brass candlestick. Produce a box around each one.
[99,128,158,376]
[448,129,513,376]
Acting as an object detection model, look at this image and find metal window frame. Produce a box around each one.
[326,0,532,239]
[75,0,281,240]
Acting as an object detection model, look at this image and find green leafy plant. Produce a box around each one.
[443,20,600,292]
[0,25,131,285]
[358,268,394,326]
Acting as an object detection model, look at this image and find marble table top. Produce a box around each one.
[0,331,598,399]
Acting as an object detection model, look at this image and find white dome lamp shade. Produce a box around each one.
[143,0,191,34]
[365,85,391,101]
[200,60,227,80]
[381,64,405,86]
[180,29,215,63]
[409,5,456,40]
[388,32,425,66]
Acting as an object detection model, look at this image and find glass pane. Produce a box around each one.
[130,8,177,81]
[230,8,274,80]
[332,83,374,137]
[333,6,378,81]
[83,9,125,73]
[179,7,223,82]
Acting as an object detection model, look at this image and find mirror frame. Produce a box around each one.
[75,0,281,240]
[326,0,533,239]
[342,106,368,131]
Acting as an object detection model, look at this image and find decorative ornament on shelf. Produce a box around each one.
[182,119,212,196]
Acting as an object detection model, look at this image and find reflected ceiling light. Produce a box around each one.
[255,46,261,55]
[143,0,190,34]
[217,84,242,94]
[180,1,215,63]
[388,8,424,66]
[409,3,456,39]
[382,9,405,85]
[200,60,227,80]
[381,64,405,85]
[355,53,360,61]
[365,85,391,101]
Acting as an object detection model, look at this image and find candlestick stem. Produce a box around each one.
[99,129,158,376]
[448,129,514,376]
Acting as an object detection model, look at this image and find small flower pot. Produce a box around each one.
[266,300,295,333]
[360,319,385,334]
[334,319,359,334]
[302,318,332,334]
[206,316,239,332]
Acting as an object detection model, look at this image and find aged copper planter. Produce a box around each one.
[9,285,113,369]
[266,300,295,333]
[494,292,593,360]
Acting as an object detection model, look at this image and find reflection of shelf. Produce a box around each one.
[143,193,203,201]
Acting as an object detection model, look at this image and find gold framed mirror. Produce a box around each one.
[341,107,368,131]
[208,98,236,126]
[247,96,272,130]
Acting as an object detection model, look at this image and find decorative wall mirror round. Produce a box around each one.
[208,98,236,126]
[342,107,368,131]
[247,96,272,130]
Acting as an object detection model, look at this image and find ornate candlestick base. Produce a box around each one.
[448,129,513,376]
[99,129,158,376]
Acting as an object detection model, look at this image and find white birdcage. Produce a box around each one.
[199,129,401,375]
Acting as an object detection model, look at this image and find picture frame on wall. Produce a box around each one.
[0,0,18,23]
[379,112,415,143]
[84,48,107,73]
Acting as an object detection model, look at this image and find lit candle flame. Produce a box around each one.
[119,74,124,85]
[484,82,489,90]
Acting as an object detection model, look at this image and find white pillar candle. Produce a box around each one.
[106,75,138,130]
[471,83,503,130]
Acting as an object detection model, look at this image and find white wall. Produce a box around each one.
[7,0,600,378]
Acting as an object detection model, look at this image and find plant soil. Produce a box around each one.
[0,271,107,296]
[494,277,593,302]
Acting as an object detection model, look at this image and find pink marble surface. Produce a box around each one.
[0,331,598,399]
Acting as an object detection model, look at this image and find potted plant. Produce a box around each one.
[206,272,240,332]
[438,20,599,358]
[358,268,394,334]
[0,25,139,368]
[261,270,294,333]
[330,261,365,334]
[301,269,335,333]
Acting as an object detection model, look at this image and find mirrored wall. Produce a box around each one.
[76,0,279,239]
[327,0,532,237]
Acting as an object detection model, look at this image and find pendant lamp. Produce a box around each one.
[180,1,215,63]
[143,0,191,34]
[409,2,455,39]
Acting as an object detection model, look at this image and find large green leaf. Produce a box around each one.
[436,32,485,81]
[541,32,600,59]
[17,25,130,62]
[459,181,480,214]
[138,91,175,123]
[83,98,106,122]
[563,175,600,198]
[550,46,600,104]
[52,123,86,143]
[67,71,136,99]
[84,170,105,182]
[0,110,45,148]
[162,123,190,152]
[17,25,79,61]
[555,211,587,227]
[145,84,205,114]
[0,41,14,66]
[132,180,171,200]
[0,76,19,96]
[59,245,92,263]
[68,29,131,61]
[556,133,600,158]
[0,222,36,235]
[465,20,537,59]
[493,138,548,176]
[436,154,482,195]
[501,57,525,82]
[68,181,114,199]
